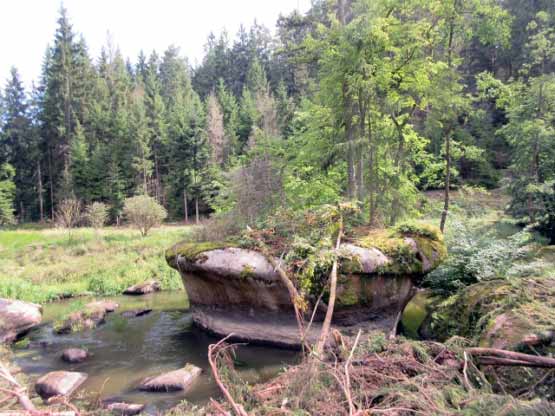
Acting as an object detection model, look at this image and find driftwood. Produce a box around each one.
[467,348,555,368]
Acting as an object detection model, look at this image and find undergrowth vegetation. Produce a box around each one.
[0,225,190,303]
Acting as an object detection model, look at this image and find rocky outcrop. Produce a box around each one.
[123,280,161,295]
[0,299,42,343]
[54,300,118,334]
[138,364,202,392]
[166,225,446,348]
[61,348,89,363]
[35,371,88,400]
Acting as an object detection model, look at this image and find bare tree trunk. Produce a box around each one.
[316,216,343,356]
[440,132,451,233]
[183,189,189,223]
[48,148,55,220]
[195,197,199,224]
[343,82,356,200]
[37,161,44,222]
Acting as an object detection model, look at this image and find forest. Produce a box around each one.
[1,0,555,415]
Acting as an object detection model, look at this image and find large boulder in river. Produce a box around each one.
[138,364,202,392]
[123,280,161,295]
[0,299,42,343]
[35,371,88,400]
[166,224,446,348]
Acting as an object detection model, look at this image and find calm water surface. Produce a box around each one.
[14,292,298,413]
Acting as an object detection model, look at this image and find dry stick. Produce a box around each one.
[208,334,248,416]
[344,330,362,416]
[462,351,473,391]
[467,348,555,368]
[0,364,38,414]
[315,216,344,356]
[210,398,232,416]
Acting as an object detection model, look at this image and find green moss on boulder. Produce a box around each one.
[165,241,234,267]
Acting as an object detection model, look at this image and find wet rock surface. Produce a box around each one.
[0,299,42,343]
[138,364,202,392]
[123,280,161,295]
[61,348,89,363]
[35,370,88,399]
[121,308,152,318]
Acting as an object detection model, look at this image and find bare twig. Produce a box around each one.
[208,335,249,416]
[467,348,555,368]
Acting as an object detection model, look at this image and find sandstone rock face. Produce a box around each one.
[61,348,89,363]
[166,230,446,348]
[35,371,88,400]
[138,365,202,392]
[0,299,42,343]
[123,280,161,295]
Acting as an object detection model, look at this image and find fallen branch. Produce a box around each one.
[315,215,344,356]
[467,348,555,368]
[208,334,249,416]
[0,363,38,414]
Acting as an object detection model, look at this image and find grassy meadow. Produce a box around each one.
[0,224,193,304]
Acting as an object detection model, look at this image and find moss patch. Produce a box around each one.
[165,241,234,267]
[401,290,435,338]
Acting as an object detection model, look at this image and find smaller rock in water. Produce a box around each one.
[0,299,42,343]
[87,300,119,313]
[61,348,89,363]
[121,309,152,318]
[35,371,88,400]
[123,280,161,296]
[138,364,202,392]
[104,402,145,416]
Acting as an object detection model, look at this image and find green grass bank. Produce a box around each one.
[0,225,192,303]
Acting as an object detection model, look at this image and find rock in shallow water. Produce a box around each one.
[138,364,202,392]
[123,280,161,296]
[0,298,42,343]
[35,371,88,400]
[54,300,118,334]
[104,402,145,416]
[61,348,89,363]
[121,308,152,318]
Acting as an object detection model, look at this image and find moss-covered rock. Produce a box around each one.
[409,278,555,350]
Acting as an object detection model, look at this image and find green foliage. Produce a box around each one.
[0,163,15,225]
[123,194,167,236]
[86,202,109,229]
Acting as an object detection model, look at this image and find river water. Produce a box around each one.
[14,292,298,413]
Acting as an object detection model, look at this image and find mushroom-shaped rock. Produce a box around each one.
[123,280,161,295]
[138,364,202,392]
[35,371,88,400]
[61,348,89,363]
[0,299,42,343]
[104,402,145,416]
[166,223,447,348]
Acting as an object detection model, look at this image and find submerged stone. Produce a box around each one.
[0,299,42,343]
[104,401,145,416]
[61,348,89,363]
[121,308,152,318]
[35,370,88,400]
[138,364,202,392]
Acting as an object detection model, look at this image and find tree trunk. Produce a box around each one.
[184,189,189,223]
[48,148,55,220]
[343,83,356,200]
[37,161,44,223]
[195,197,199,224]
[440,132,451,233]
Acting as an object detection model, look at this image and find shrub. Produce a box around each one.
[55,199,82,231]
[123,195,167,236]
[86,202,109,229]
